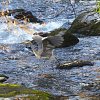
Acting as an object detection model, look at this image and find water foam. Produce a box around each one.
[0,16,66,44]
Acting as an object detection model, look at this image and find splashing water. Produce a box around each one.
[0,16,66,44]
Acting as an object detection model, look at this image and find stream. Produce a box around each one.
[0,0,100,100]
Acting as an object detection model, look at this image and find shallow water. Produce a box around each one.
[0,0,100,99]
[0,36,100,99]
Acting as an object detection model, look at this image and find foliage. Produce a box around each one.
[95,0,100,14]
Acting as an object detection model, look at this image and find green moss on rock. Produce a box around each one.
[0,83,55,100]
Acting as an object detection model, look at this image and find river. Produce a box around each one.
[0,0,99,100]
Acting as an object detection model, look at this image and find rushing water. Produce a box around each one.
[0,0,100,100]
[0,16,66,44]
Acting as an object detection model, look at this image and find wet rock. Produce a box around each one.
[38,74,55,79]
[55,95,69,100]
[0,83,55,99]
[57,60,94,69]
[68,11,100,36]
[0,9,43,24]
[0,74,9,82]
[84,96,100,100]
[79,81,100,100]
[82,81,100,91]
[50,28,79,48]
[3,56,20,61]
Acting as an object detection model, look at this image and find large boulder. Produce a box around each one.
[0,9,43,24]
[68,11,100,36]
[50,28,79,48]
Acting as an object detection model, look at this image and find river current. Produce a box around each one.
[0,0,99,99]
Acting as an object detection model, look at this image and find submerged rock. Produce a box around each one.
[0,83,55,100]
[0,74,9,83]
[57,60,94,69]
[0,9,43,24]
[68,11,100,36]
[78,81,100,100]
[55,95,69,100]
[50,28,79,48]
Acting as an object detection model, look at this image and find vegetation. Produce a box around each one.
[0,83,55,100]
[96,0,100,13]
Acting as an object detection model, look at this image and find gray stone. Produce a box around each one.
[0,75,9,83]
[68,11,100,36]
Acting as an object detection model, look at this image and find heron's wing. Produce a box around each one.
[40,34,64,59]
[24,32,64,59]
[41,35,64,58]
[41,38,54,59]
[30,35,43,58]
[47,34,64,47]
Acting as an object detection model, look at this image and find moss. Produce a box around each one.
[0,83,55,100]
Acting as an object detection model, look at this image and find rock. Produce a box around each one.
[68,11,100,36]
[0,74,9,82]
[38,74,55,79]
[79,93,100,100]
[81,81,100,91]
[57,60,94,69]
[50,28,79,48]
[78,81,100,100]
[0,9,43,24]
[0,83,55,99]
[54,95,69,100]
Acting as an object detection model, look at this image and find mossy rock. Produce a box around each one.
[68,11,100,36]
[50,28,79,48]
[0,83,55,100]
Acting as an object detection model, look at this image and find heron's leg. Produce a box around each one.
[42,58,47,73]
[50,50,61,67]
[54,56,61,66]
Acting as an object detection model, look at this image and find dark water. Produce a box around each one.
[0,0,100,100]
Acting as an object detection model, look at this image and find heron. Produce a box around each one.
[24,31,64,60]
[1,13,64,64]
